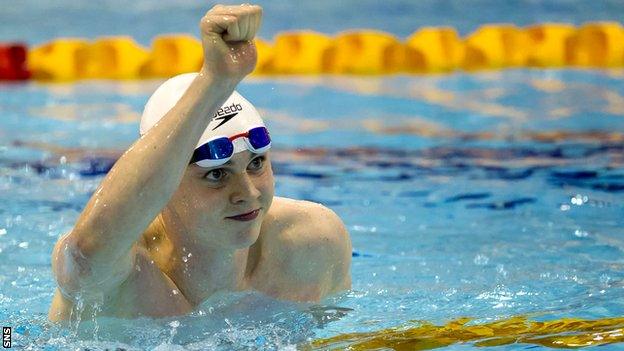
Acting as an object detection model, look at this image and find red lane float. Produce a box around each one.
[0,43,30,80]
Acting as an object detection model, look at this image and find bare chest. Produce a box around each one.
[244,243,327,302]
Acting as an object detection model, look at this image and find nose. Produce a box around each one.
[229,172,262,205]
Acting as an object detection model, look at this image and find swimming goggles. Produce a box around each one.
[189,126,271,168]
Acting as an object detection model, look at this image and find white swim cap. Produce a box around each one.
[140,72,267,155]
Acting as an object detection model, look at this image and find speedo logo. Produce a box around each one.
[212,103,243,130]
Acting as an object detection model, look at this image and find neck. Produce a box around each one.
[160,209,258,307]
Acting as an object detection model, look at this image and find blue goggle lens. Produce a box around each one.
[248,127,271,150]
[191,137,234,163]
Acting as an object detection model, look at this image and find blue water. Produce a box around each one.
[1,69,624,349]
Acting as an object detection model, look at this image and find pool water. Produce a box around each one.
[1,69,624,350]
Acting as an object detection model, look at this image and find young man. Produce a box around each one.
[48,4,351,321]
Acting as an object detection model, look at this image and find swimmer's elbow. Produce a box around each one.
[51,231,134,299]
[51,233,80,294]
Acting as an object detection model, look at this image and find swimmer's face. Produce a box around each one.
[166,150,274,249]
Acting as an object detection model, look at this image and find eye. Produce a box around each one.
[248,156,265,171]
[204,168,227,182]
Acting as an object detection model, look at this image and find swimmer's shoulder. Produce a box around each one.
[262,197,352,295]
[266,197,347,239]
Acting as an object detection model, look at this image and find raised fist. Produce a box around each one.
[199,4,263,82]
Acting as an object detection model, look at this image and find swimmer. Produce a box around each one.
[48,4,351,321]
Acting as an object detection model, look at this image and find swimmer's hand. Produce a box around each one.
[199,4,263,82]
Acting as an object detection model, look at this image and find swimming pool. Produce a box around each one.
[2,0,624,349]
[1,68,624,349]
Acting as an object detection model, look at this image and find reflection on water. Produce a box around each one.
[28,103,140,123]
[259,69,624,124]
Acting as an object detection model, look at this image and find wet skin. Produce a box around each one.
[48,151,351,320]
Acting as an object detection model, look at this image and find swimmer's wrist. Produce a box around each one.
[197,67,240,92]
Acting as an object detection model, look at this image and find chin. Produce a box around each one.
[229,224,262,249]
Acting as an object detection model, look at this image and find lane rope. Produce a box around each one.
[1,22,623,81]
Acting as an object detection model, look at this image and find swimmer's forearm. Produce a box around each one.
[63,72,237,286]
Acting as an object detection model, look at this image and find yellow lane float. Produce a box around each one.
[252,38,274,74]
[272,31,333,74]
[80,36,149,79]
[566,22,624,67]
[406,27,464,73]
[463,24,530,70]
[326,30,405,74]
[525,23,576,67]
[141,34,203,77]
[27,39,90,81]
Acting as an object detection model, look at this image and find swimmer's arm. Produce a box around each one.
[52,5,263,297]
[53,74,234,297]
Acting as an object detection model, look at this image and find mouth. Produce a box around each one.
[226,209,261,222]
